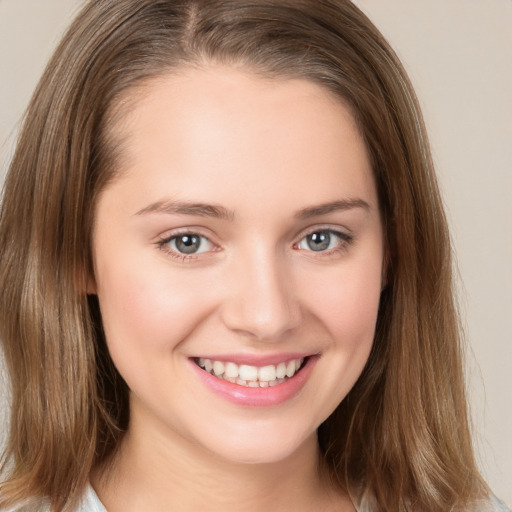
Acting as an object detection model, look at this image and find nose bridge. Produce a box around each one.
[221,243,301,341]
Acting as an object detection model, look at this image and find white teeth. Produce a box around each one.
[212,360,225,376]
[196,357,306,387]
[258,365,276,382]
[239,364,258,381]
[286,360,296,378]
[276,362,287,379]
[224,362,239,379]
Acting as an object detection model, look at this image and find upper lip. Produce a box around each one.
[190,352,315,367]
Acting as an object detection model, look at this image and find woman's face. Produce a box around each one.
[91,67,384,465]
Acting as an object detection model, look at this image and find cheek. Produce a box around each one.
[94,251,212,360]
[301,259,382,346]
[299,259,382,413]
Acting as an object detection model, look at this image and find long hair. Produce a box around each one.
[0,1,488,510]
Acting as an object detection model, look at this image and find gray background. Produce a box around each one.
[1,0,511,504]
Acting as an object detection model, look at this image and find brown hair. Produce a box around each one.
[0,1,488,510]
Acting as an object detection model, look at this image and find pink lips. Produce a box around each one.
[190,355,317,407]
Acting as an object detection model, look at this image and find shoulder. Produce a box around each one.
[454,495,511,512]
[0,500,49,512]
[489,495,511,512]
[355,494,511,512]
[0,485,106,512]
[0,504,48,512]
[74,484,107,512]
[471,495,512,512]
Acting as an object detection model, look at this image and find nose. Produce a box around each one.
[220,249,302,342]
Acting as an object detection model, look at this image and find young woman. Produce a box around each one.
[0,1,508,511]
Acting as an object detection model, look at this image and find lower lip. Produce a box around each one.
[190,356,317,407]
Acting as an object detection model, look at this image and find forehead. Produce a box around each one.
[101,65,377,212]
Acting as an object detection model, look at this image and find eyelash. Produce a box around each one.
[157,230,216,262]
[156,227,354,262]
[295,228,354,256]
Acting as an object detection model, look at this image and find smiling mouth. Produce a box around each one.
[194,357,307,388]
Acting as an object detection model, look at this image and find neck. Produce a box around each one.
[92,402,352,512]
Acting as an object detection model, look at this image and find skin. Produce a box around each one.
[90,66,384,512]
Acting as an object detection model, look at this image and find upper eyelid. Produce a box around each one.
[155,225,353,247]
[157,227,216,243]
[296,224,352,240]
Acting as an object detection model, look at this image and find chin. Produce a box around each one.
[195,422,318,466]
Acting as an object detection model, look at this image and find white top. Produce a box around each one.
[75,485,107,512]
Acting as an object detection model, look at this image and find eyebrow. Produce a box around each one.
[295,198,370,220]
[135,198,370,221]
[135,200,235,220]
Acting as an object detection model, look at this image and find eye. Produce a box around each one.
[161,233,214,255]
[297,229,351,252]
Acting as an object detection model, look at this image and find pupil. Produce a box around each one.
[176,235,200,254]
[308,232,330,251]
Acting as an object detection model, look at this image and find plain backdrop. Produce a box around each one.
[0,0,511,505]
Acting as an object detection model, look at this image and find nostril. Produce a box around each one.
[220,300,302,342]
